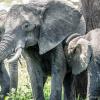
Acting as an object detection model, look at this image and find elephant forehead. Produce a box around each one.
[0,11,7,27]
[20,11,36,21]
[5,8,21,29]
[21,11,32,21]
[5,17,21,31]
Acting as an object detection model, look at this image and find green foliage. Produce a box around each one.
[0,0,12,3]
[43,77,51,100]
[0,0,22,4]
[4,77,86,100]
[4,78,51,100]
[5,87,32,100]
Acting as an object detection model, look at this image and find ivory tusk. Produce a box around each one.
[7,48,22,63]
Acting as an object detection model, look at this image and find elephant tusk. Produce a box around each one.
[7,48,22,63]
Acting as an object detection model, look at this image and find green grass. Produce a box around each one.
[4,60,85,100]
[0,0,12,4]
[4,78,51,100]
[0,0,20,3]
[43,78,51,100]
[4,78,86,100]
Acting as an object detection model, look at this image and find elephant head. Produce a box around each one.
[0,1,86,62]
[65,34,92,75]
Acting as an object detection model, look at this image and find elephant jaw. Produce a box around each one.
[7,47,22,63]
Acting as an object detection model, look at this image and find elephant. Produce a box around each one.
[64,28,100,100]
[64,33,88,99]
[0,10,10,99]
[0,10,18,99]
[0,0,86,100]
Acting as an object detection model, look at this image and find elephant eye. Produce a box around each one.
[22,21,36,32]
[22,22,30,31]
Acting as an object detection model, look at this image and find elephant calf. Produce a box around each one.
[64,28,100,100]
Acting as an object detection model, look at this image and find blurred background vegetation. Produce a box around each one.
[0,0,22,3]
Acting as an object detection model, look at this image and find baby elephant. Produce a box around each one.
[64,28,100,100]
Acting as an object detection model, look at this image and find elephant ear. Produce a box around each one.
[75,15,86,35]
[67,37,91,75]
[38,1,85,54]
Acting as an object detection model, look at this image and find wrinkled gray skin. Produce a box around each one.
[0,1,86,100]
[64,33,88,99]
[0,10,18,99]
[81,0,100,33]
[65,28,100,100]
[0,10,10,99]
[79,0,100,99]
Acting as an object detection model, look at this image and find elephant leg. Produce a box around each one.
[43,73,47,87]
[87,62,100,100]
[75,71,87,99]
[50,44,66,100]
[23,49,44,100]
[63,72,76,100]
[9,60,18,90]
[0,62,10,99]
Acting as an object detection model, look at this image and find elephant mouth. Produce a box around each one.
[7,47,23,63]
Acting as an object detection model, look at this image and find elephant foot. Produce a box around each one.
[87,96,99,100]
[0,95,4,100]
[50,91,61,100]
[32,88,45,100]
[32,93,45,100]
[36,97,45,100]
[0,93,9,100]
[0,87,10,100]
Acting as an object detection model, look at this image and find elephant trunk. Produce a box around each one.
[0,33,15,62]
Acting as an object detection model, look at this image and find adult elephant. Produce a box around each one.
[0,1,86,100]
[64,29,100,100]
[0,10,18,99]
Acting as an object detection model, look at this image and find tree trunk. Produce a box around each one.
[81,1,100,99]
[81,0,100,32]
